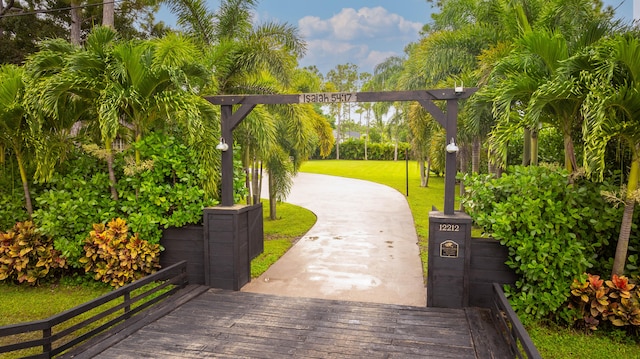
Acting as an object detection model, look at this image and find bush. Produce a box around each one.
[33,132,218,268]
[0,221,66,285]
[80,218,160,288]
[313,138,412,160]
[34,170,118,267]
[462,165,619,321]
[117,133,218,243]
[0,189,29,231]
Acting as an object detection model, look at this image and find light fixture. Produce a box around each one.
[454,81,464,94]
[216,137,229,151]
[446,138,459,154]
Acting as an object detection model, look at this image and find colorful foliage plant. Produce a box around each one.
[80,218,160,288]
[570,273,640,331]
[0,221,66,285]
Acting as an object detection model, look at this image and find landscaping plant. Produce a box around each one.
[570,273,640,333]
[0,221,66,285]
[462,165,620,321]
[80,218,160,288]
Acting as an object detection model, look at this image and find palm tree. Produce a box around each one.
[487,20,611,172]
[0,65,33,217]
[167,0,314,207]
[579,34,640,276]
[28,27,121,200]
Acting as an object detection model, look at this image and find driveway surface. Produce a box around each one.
[242,173,426,306]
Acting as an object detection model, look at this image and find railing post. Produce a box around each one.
[43,327,52,357]
[124,292,131,320]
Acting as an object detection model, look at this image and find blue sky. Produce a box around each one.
[156,0,636,75]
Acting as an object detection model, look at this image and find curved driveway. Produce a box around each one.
[242,173,426,306]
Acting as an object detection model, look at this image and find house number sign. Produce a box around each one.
[440,240,459,258]
[438,223,460,232]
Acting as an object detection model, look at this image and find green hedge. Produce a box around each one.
[314,138,412,160]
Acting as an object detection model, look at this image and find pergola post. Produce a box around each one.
[443,99,458,215]
[220,105,234,207]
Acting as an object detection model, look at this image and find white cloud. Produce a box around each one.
[362,50,398,72]
[297,7,422,73]
[299,7,422,41]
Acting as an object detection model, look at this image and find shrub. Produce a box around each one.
[34,133,218,268]
[570,273,640,332]
[0,221,66,284]
[0,189,29,232]
[80,218,160,288]
[462,165,618,321]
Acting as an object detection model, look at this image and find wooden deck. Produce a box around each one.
[79,288,512,358]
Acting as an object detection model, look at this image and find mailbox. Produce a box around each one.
[427,211,472,308]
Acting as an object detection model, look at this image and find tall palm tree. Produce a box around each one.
[29,27,121,200]
[0,64,33,217]
[580,34,640,276]
[167,0,312,207]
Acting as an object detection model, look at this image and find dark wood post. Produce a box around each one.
[221,105,234,206]
[444,99,458,215]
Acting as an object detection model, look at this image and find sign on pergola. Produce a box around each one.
[205,89,477,215]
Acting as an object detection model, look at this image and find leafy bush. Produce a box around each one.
[118,133,217,243]
[0,221,66,284]
[570,273,640,332]
[80,218,160,288]
[33,133,218,268]
[33,169,118,267]
[0,189,29,231]
[462,165,619,321]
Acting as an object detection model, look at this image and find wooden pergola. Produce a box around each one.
[206,88,477,214]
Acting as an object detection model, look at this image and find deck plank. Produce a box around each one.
[88,289,509,358]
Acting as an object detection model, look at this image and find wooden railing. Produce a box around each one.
[491,283,542,359]
[0,261,188,358]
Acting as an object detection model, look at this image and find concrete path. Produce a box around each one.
[242,173,426,307]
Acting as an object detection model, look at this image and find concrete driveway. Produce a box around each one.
[241,172,426,307]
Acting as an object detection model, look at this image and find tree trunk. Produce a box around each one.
[611,156,639,276]
[522,128,531,166]
[252,159,260,205]
[268,169,277,220]
[394,140,398,161]
[419,160,427,187]
[16,151,33,218]
[336,106,341,160]
[105,141,118,201]
[472,136,480,173]
[563,133,577,173]
[531,129,539,166]
[459,144,469,211]
[102,0,115,28]
[70,0,82,45]
[425,158,431,187]
[365,109,370,160]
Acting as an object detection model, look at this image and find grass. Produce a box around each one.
[251,199,317,278]
[300,159,448,278]
[0,281,111,326]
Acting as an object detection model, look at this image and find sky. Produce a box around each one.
[156,0,636,76]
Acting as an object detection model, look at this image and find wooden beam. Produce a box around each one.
[205,89,477,105]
